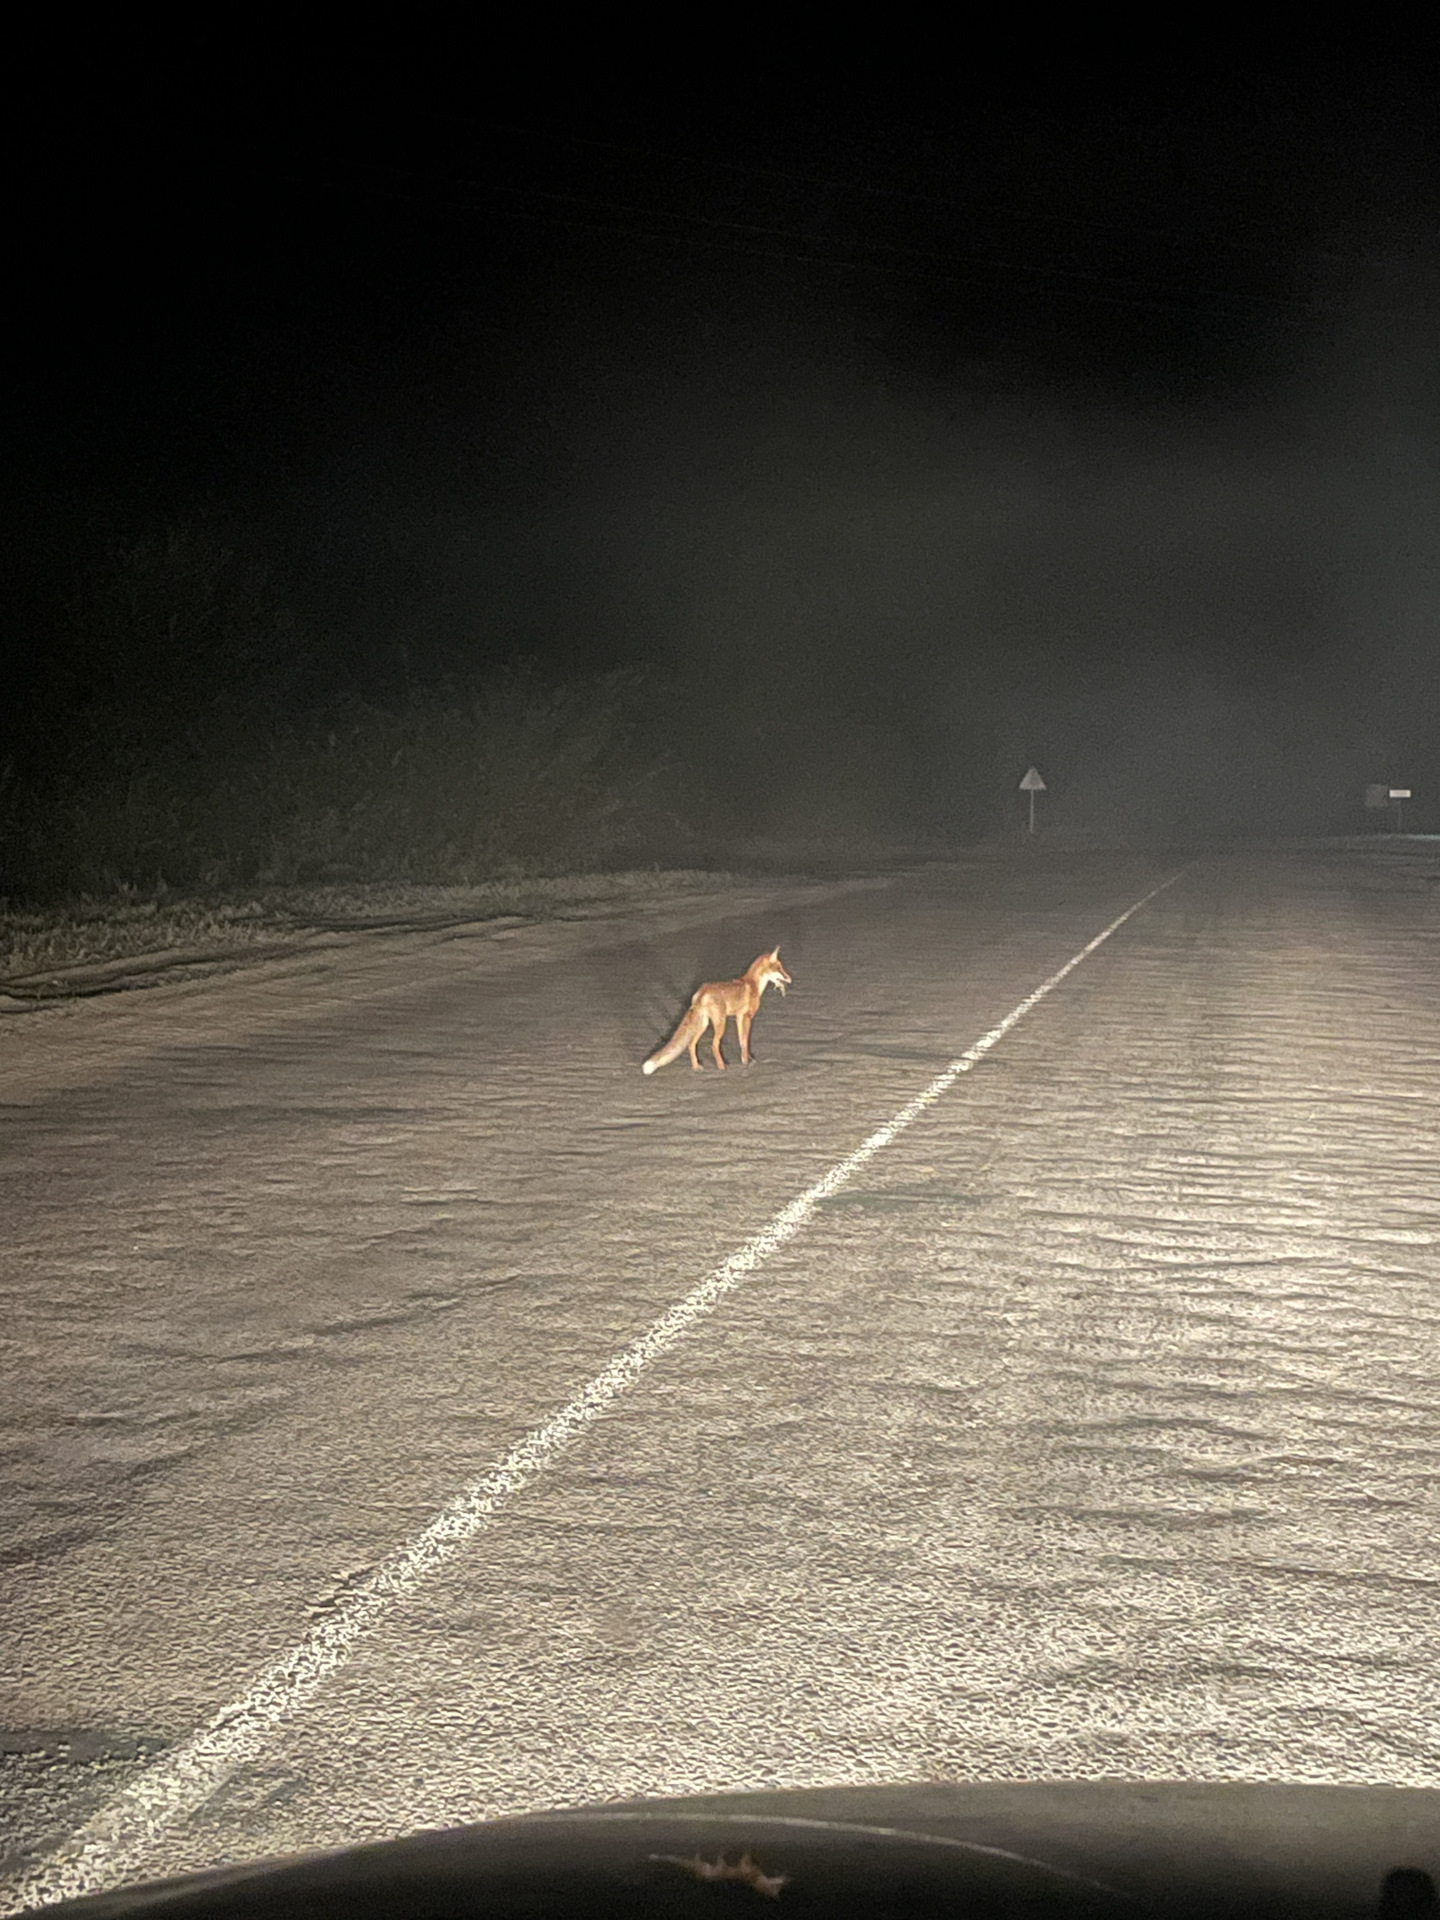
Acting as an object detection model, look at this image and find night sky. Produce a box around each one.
[7,61,1439,859]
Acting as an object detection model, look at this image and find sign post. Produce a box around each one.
[1389,787,1412,833]
[1019,766,1046,835]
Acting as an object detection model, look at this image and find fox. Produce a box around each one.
[641,949,792,1074]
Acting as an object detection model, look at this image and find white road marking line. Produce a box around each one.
[4,870,1184,1913]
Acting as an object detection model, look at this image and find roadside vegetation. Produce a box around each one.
[0,517,947,989]
[0,871,753,987]
[0,521,838,988]
[0,521,713,966]
[2,523,679,896]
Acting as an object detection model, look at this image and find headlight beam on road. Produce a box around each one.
[2,868,1187,1915]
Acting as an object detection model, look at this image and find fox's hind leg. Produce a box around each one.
[688,1014,709,1070]
[711,1015,728,1070]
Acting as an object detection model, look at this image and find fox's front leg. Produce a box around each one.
[737,1009,754,1064]
[712,1015,727,1070]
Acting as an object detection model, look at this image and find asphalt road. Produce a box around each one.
[3,845,1439,1907]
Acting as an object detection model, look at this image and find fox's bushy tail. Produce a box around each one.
[641,1007,704,1075]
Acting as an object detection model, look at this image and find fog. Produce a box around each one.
[6,97,1438,890]
[282,259,1440,845]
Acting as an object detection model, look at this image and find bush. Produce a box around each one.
[0,514,681,898]
[1,665,671,898]
[254,667,666,886]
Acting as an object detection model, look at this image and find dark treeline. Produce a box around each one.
[0,519,692,901]
[1,496,1425,905]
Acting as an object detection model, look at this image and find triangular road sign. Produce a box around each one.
[1019,766,1046,791]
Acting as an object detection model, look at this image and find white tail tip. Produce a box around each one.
[641,1059,657,1075]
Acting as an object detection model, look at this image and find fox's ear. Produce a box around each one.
[770,947,780,959]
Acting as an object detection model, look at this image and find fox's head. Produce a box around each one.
[754,947,791,995]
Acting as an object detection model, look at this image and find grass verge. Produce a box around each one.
[0,870,748,993]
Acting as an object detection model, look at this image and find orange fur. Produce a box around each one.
[642,948,791,1074]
